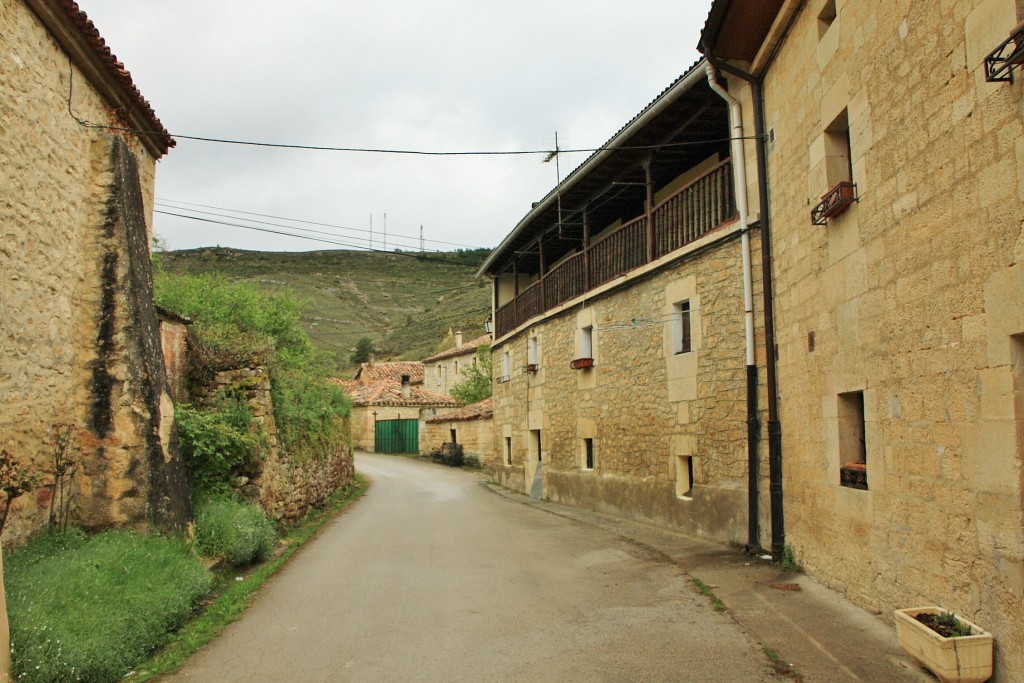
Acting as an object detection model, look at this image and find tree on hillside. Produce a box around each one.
[450,344,492,404]
[350,337,376,365]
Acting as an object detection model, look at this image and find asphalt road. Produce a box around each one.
[165,453,777,682]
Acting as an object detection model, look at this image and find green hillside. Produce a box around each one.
[157,248,491,374]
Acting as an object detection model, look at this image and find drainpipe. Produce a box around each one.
[705,65,760,553]
[702,42,785,561]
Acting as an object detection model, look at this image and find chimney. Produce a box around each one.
[401,374,411,399]
[455,331,463,350]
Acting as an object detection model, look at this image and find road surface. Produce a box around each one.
[166,453,776,682]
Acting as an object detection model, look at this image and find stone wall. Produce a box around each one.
[191,363,354,524]
[0,0,187,544]
[490,226,767,545]
[737,0,1024,675]
[424,418,494,467]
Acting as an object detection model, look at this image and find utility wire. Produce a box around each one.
[156,198,485,250]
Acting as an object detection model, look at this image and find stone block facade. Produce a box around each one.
[1,0,186,544]
[709,0,1024,676]
[491,227,765,545]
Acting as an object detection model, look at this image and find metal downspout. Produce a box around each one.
[705,65,760,553]
[702,43,785,561]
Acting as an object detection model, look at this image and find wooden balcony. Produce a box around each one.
[494,159,737,338]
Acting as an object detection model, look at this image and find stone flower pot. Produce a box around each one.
[894,607,993,683]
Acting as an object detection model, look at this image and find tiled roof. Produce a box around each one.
[27,0,174,156]
[330,378,459,408]
[426,398,493,423]
[354,361,424,385]
[421,334,492,364]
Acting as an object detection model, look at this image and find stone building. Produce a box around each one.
[332,363,458,453]
[421,332,491,398]
[0,0,189,542]
[424,398,494,466]
[479,61,769,545]
[699,0,1024,676]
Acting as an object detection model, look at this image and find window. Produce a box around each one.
[530,430,542,462]
[824,108,853,188]
[450,428,457,444]
[528,337,539,368]
[505,436,512,465]
[675,455,694,499]
[583,438,594,470]
[454,360,459,376]
[673,300,692,355]
[501,350,511,380]
[818,0,837,39]
[580,325,593,359]
[838,390,867,489]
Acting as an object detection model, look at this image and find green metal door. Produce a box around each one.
[375,419,419,453]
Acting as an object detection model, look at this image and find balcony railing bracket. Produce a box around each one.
[811,181,858,225]
[985,21,1024,82]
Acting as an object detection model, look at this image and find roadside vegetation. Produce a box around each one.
[450,344,493,405]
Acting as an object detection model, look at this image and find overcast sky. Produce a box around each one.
[81,1,712,253]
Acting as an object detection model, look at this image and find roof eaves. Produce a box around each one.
[477,58,709,277]
[24,0,174,158]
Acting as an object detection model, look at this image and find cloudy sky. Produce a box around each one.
[82,1,713,253]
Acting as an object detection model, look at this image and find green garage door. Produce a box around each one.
[375,419,419,454]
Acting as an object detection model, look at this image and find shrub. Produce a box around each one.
[450,344,492,405]
[175,400,264,495]
[6,529,211,683]
[193,496,276,567]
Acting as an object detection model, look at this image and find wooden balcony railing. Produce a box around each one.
[495,159,736,337]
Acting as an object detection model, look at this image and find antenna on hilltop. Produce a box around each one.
[420,225,424,252]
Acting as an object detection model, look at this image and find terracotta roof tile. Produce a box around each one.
[330,378,459,408]
[421,334,491,363]
[36,0,174,156]
[354,361,424,385]
[426,398,493,423]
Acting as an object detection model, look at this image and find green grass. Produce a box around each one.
[159,248,490,372]
[194,497,276,567]
[127,475,369,682]
[780,544,801,573]
[5,529,211,683]
[691,576,727,612]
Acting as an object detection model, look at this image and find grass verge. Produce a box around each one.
[126,475,368,682]
[690,576,727,612]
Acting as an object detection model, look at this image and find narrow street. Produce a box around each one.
[166,453,777,682]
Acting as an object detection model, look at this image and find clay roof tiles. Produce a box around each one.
[425,398,493,423]
[421,334,492,364]
[330,378,459,408]
[354,361,425,385]
[29,0,174,156]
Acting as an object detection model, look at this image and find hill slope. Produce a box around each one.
[158,248,491,373]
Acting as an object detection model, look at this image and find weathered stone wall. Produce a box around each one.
[491,227,766,545]
[191,363,354,523]
[424,418,495,466]
[159,316,189,404]
[741,0,1024,675]
[0,0,183,544]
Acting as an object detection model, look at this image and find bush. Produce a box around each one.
[175,400,265,495]
[194,496,276,567]
[6,529,211,683]
[450,344,492,405]
[431,443,465,467]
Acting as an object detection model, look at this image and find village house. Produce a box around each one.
[698,0,1024,676]
[332,361,458,453]
[0,0,189,542]
[479,59,770,545]
[424,398,494,467]
[421,331,491,398]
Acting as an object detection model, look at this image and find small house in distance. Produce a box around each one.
[421,332,491,398]
[332,361,457,454]
[424,398,494,467]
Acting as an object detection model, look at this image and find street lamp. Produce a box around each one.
[484,314,493,334]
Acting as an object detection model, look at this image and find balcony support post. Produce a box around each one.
[644,158,655,262]
[582,206,591,291]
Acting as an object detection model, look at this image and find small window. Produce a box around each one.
[531,429,542,462]
[450,428,457,444]
[838,390,867,490]
[580,325,593,359]
[673,300,692,355]
[675,455,694,499]
[502,350,511,379]
[583,438,594,470]
[818,0,837,39]
[454,360,459,375]
[528,337,539,367]
[505,436,512,465]
[824,108,853,187]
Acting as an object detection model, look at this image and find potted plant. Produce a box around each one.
[894,607,993,683]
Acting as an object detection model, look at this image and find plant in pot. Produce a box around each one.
[894,607,993,683]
